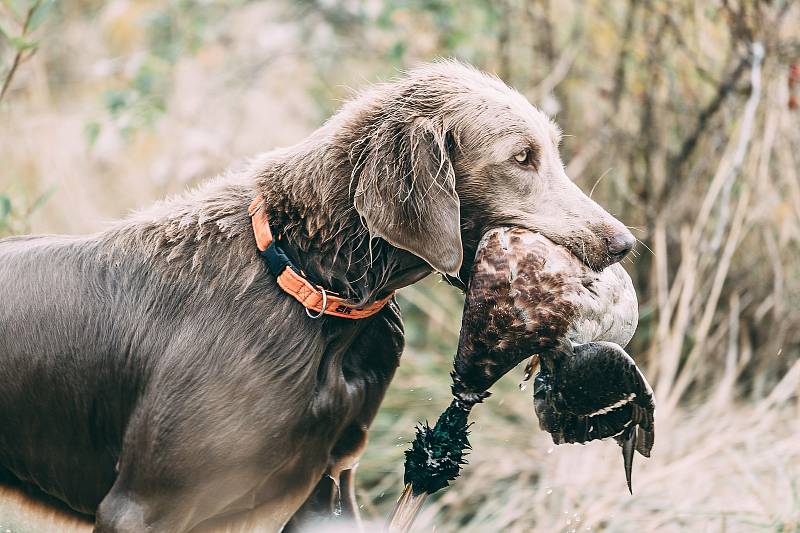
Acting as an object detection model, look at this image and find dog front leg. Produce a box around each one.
[337,468,361,524]
[282,467,364,532]
[282,474,340,532]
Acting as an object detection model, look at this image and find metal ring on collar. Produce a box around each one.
[306,288,327,319]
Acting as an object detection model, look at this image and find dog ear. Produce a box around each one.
[352,117,463,275]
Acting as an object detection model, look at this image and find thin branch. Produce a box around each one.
[710,41,764,251]
[0,0,41,104]
[610,0,639,112]
[666,54,750,201]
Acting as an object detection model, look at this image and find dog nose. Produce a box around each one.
[607,231,635,258]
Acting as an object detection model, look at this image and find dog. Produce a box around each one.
[0,60,634,532]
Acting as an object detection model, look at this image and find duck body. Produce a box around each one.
[452,227,654,488]
[397,226,655,513]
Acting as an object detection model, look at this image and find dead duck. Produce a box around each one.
[388,227,654,532]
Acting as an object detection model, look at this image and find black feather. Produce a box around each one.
[403,401,472,496]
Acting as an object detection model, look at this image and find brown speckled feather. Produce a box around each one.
[452,227,638,397]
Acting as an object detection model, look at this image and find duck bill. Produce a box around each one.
[387,483,428,533]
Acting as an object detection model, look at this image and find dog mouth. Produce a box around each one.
[445,223,629,292]
[520,224,632,272]
[484,227,603,272]
[548,237,621,272]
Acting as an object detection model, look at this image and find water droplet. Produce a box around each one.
[545,488,553,495]
[519,382,527,391]
[428,397,433,401]
[547,447,554,454]
[333,489,342,516]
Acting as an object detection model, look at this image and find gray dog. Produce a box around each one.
[0,61,634,532]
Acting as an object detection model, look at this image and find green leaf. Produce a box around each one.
[387,40,406,63]
[28,0,54,32]
[0,18,14,41]
[104,89,129,116]
[9,35,37,50]
[0,0,24,20]
[27,186,53,215]
[0,195,12,221]
[83,120,101,147]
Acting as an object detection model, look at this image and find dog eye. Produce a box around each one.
[513,149,531,165]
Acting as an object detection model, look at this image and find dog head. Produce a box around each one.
[342,61,634,277]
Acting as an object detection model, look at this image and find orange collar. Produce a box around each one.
[248,198,394,319]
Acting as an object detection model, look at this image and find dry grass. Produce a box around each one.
[359,334,800,532]
[1,1,799,532]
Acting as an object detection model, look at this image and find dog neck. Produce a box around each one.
[253,140,433,305]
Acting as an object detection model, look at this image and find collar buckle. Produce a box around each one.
[249,197,394,319]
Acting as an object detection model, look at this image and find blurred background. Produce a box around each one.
[1,0,799,531]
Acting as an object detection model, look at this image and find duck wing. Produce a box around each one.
[533,341,655,491]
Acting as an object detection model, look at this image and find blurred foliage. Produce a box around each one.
[91,1,253,142]
[0,0,53,103]
[0,185,51,237]
[1,1,54,230]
